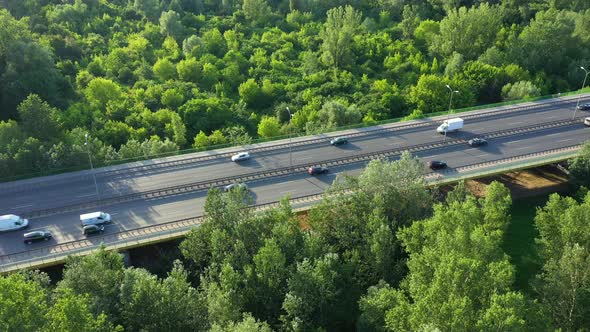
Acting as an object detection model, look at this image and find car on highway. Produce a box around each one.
[23,230,52,244]
[231,152,250,162]
[577,103,590,111]
[584,117,590,126]
[428,160,447,170]
[330,137,348,146]
[0,214,29,232]
[308,167,329,175]
[468,138,488,147]
[223,183,248,192]
[83,224,105,236]
[80,211,111,226]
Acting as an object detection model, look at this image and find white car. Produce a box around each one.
[223,183,248,192]
[584,117,590,127]
[231,152,250,162]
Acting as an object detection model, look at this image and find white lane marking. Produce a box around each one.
[110,213,119,216]
[473,154,488,158]
[546,115,557,119]
[514,146,530,150]
[557,138,574,143]
[389,142,403,146]
[76,193,96,198]
[279,190,295,195]
[546,133,561,137]
[470,127,484,131]
[11,204,33,209]
[504,141,518,145]
[508,121,524,125]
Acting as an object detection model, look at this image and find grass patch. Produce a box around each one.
[503,195,549,292]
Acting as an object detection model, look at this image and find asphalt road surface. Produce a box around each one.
[0,96,589,257]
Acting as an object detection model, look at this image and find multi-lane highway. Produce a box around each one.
[1,95,589,264]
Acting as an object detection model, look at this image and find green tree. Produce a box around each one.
[177,58,200,83]
[119,262,208,332]
[568,141,590,187]
[201,28,227,58]
[0,273,48,332]
[510,9,578,75]
[282,253,356,331]
[84,78,123,112]
[238,79,263,107]
[242,0,271,24]
[431,4,505,60]
[210,314,272,332]
[58,248,125,319]
[502,81,541,101]
[357,281,398,332]
[44,289,113,332]
[319,6,362,70]
[153,58,177,81]
[257,116,281,138]
[159,10,184,41]
[193,130,210,149]
[537,243,590,331]
[134,0,160,21]
[17,94,61,141]
[161,89,184,108]
[1,41,62,118]
[386,182,528,331]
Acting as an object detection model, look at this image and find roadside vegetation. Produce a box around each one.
[2,153,590,331]
[1,0,590,178]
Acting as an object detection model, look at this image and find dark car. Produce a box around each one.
[23,230,52,244]
[83,224,105,236]
[330,137,348,146]
[577,103,590,111]
[308,167,329,175]
[468,138,488,147]
[428,161,447,170]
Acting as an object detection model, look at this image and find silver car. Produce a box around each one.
[231,152,250,162]
[223,183,248,192]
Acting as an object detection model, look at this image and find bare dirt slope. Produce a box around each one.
[464,165,570,199]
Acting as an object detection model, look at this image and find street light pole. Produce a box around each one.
[445,85,459,142]
[85,133,100,200]
[573,66,589,120]
[286,107,293,171]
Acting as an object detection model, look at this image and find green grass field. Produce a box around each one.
[503,195,550,292]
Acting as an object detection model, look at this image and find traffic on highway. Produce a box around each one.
[1,95,589,270]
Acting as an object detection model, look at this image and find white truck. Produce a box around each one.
[437,117,464,134]
[0,214,29,232]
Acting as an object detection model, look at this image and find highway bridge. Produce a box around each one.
[1,94,589,272]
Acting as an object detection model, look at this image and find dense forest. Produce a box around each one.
[3,147,590,331]
[0,0,589,178]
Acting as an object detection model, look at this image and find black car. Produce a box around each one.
[308,167,329,175]
[577,103,590,111]
[23,230,52,244]
[468,138,488,147]
[428,161,447,170]
[330,137,348,146]
[83,224,105,236]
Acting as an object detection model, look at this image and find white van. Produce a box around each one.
[80,211,112,226]
[0,214,29,232]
